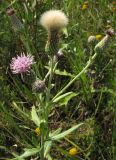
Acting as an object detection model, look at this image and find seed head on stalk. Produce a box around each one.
[40,10,68,55]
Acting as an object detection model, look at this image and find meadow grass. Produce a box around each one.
[0,0,115,160]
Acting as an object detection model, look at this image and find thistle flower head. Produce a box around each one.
[32,79,46,93]
[106,28,115,37]
[10,53,34,74]
[40,10,68,31]
[54,49,64,62]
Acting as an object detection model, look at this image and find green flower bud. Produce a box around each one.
[7,8,24,32]
[94,35,109,53]
[32,80,46,93]
[106,28,115,37]
[88,35,96,44]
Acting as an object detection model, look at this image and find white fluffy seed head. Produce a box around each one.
[40,10,68,31]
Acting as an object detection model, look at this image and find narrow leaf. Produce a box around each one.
[45,66,74,77]
[53,92,77,106]
[51,123,83,140]
[49,128,62,137]
[31,106,40,127]
[12,101,29,118]
[20,147,40,158]
[44,141,52,157]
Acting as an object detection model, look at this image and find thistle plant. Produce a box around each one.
[5,2,115,159]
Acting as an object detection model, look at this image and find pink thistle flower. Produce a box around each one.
[10,53,34,74]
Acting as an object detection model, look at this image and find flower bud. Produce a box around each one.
[106,28,115,37]
[88,35,96,44]
[94,35,110,53]
[6,8,15,16]
[107,20,111,24]
[54,49,64,62]
[7,8,24,31]
[32,80,46,93]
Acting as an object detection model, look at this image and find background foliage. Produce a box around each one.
[0,0,115,159]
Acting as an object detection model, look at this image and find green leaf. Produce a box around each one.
[31,106,40,127]
[12,101,29,118]
[0,32,5,35]
[32,0,37,9]
[44,141,52,157]
[53,92,78,106]
[63,28,68,37]
[45,66,74,77]
[19,147,40,158]
[0,76,4,80]
[11,156,24,160]
[54,69,74,77]
[46,154,53,160]
[51,123,83,140]
[49,128,62,137]
[22,85,34,101]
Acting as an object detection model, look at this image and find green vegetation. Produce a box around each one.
[0,0,115,160]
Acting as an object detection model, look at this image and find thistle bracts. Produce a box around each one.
[106,28,115,37]
[32,79,46,93]
[46,29,59,55]
[94,35,110,53]
[40,10,68,56]
[94,28,115,53]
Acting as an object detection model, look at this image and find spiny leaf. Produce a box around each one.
[45,66,74,77]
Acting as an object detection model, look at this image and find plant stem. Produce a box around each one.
[52,52,98,101]
[44,61,58,82]
[46,57,54,107]
[40,135,44,160]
